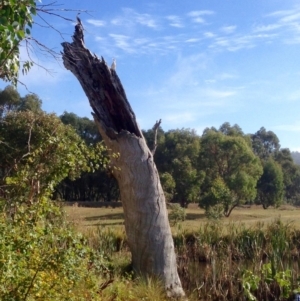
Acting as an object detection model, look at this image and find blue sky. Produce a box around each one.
[1,0,300,150]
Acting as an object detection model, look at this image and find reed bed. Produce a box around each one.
[77,218,300,300]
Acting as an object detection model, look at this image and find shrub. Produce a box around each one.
[168,204,186,226]
[0,199,103,300]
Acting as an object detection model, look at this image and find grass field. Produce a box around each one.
[63,203,300,300]
[65,203,300,232]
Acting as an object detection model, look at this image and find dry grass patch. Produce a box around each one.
[64,204,300,233]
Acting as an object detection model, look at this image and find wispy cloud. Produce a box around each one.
[109,34,135,53]
[86,19,106,27]
[253,6,300,44]
[185,38,200,43]
[111,8,158,29]
[204,32,216,38]
[253,23,282,32]
[187,10,214,24]
[220,25,237,34]
[166,15,184,28]
[87,5,300,58]
[187,10,215,17]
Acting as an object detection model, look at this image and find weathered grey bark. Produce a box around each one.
[61,22,185,298]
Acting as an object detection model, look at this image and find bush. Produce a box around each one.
[0,200,103,300]
[168,204,186,226]
[205,204,224,220]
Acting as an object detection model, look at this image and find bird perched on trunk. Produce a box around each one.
[76,13,83,27]
[111,58,116,71]
[75,13,84,43]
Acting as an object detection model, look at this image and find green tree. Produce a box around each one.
[0,110,106,205]
[199,130,263,217]
[251,127,280,161]
[219,122,244,137]
[0,110,106,300]
[0,85,43,117]
[58,111,119,202]
[160,172,176,203]
[154,129,203,207]
[274,148,300,203]
[60,111,102,145]
[0,85,21,117]
[256,158,284,209]
[18,93,42,113]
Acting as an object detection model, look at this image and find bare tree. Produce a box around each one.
[61,21,185,298]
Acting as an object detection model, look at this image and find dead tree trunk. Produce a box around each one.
[61,22,185,298]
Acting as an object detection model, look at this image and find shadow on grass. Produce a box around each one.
[85,213,124,221]
[186,213,206,220]
[91,221,125,227]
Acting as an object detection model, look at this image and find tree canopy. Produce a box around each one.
[199,130,263,216]
[256,158,284,209]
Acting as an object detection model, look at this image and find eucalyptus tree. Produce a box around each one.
[0,85,42,117]
[251,127,280,161]
[256,159,284,209]
[199,130,262,217]
[274,148,300,203]
[155,129,203,207]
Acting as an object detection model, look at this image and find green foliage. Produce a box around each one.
[204,203,224,220]
[0,85,42,118]
[0,107,108,300]
[58,111,119,202]
[0,200,102,300]
[256,158,284,208]
[0,110,107,207]
[199,130,263,216]
[242,263,295,300]
[168,203,186,226]
[160,172,176,202]
[0,0,37,85]
[251,127,280,161]
[153,128,203,207]
[275,148,300,203]
[60,111,102,145]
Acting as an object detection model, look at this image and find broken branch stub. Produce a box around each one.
[61,23,141,140]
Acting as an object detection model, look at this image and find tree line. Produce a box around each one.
[1,85,300,217]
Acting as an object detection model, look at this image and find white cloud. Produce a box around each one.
[204,32,216,38]
[193,17,205,24]
[220,25,237,34]
[87,19,106,27]
[185,38,200,43]
[253,23,282,32]
[280,12,300,23]
[111,8,158,29]
[109,34,136,53]
[187,10,214,17]
[166,15,184,28]
[187,10,214,24]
